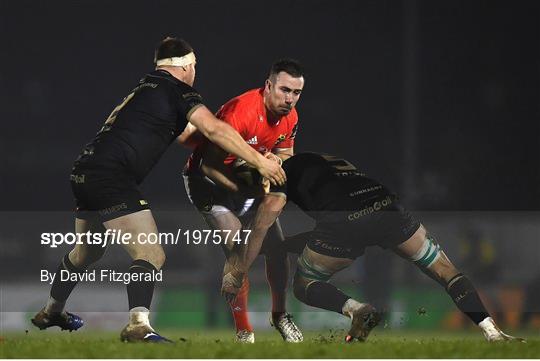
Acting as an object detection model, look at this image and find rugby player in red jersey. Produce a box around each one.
[181,59,304,343]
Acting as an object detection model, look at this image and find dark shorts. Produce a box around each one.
[284,193,420,259]
[70,167,150,222]
[183,172,258,217]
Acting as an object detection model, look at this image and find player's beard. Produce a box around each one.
[278,105,292,115]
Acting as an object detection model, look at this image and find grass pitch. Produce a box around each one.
[1,329,538,358]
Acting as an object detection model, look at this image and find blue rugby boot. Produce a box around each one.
[31,308,84,332]
[120,324,173,343]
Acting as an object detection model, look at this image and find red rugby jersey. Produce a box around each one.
[185,88,298,172]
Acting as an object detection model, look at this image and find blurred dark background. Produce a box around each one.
[2,0,539,212]
[1,0,539,331]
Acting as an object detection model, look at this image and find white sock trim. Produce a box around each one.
[129,306,152,328]
[342,298,364,318]
[478,316,494,329]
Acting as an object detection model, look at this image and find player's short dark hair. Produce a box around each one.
[154,37,193,62]
[270,58,304,79]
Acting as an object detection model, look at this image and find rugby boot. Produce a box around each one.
[479,317,526,343]
[344,303,381,342]
[235,330,255,343]
[270,313,303,343]
[120,324,173,343]
[31,308,84,332]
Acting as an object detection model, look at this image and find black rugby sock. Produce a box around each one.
[50,254,84,303]
[127,259,158,310]
[303,281,351,314]
[446,273,490,324]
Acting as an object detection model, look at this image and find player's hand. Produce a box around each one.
[221,271,243,303]
[263,151,283,165]
[222,266,245,303]
[256,156,286,186]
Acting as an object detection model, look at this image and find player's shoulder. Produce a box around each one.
[217,88,262,119]
[224,88,262,109]
[144,70,198,94]
[235,88,264,103]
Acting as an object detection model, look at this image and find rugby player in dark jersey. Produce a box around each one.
[31,37,286,343]
[213,153,523,342]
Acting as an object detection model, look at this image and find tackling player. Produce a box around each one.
[31,37,285,343]
[181,59,304,343]
[218,153,523,343]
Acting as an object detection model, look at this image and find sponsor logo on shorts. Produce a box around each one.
[313,240,352,254]
[70,174,85,184]
[349,185,382,197]
[139,199,148,206]
[347,196,393,221]
[99,203,128,216]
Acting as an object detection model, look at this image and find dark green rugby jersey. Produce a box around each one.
[74,69,203,184]
[271,153,388,215]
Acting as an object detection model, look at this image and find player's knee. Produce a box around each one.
[69,245,105,268]
[132,245,166,270]
[68,249,86,269]
[410,225,427,243]
[148,246,166,270]
[293,252,333,303]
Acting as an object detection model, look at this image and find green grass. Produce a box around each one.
[1,329,538,358]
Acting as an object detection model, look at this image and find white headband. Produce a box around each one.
[155,52,196,67]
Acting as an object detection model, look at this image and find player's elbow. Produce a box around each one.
[189,107,222,141]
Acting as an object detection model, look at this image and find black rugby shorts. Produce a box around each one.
[70,168,150,222]
[287,191,420,260]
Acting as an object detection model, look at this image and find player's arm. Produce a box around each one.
[177,123,205,149]
[221,193,286,300]
[243,193,287,269]
[200,142,241,192]
[200,143,266,198]
[188,105,286,185]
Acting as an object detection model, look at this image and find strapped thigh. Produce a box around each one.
[296,247,334,282]
[409,235,441,268]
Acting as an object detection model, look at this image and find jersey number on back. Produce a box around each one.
[97,91,136,134]
[320,154,357,171]
[103,92,135,126]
